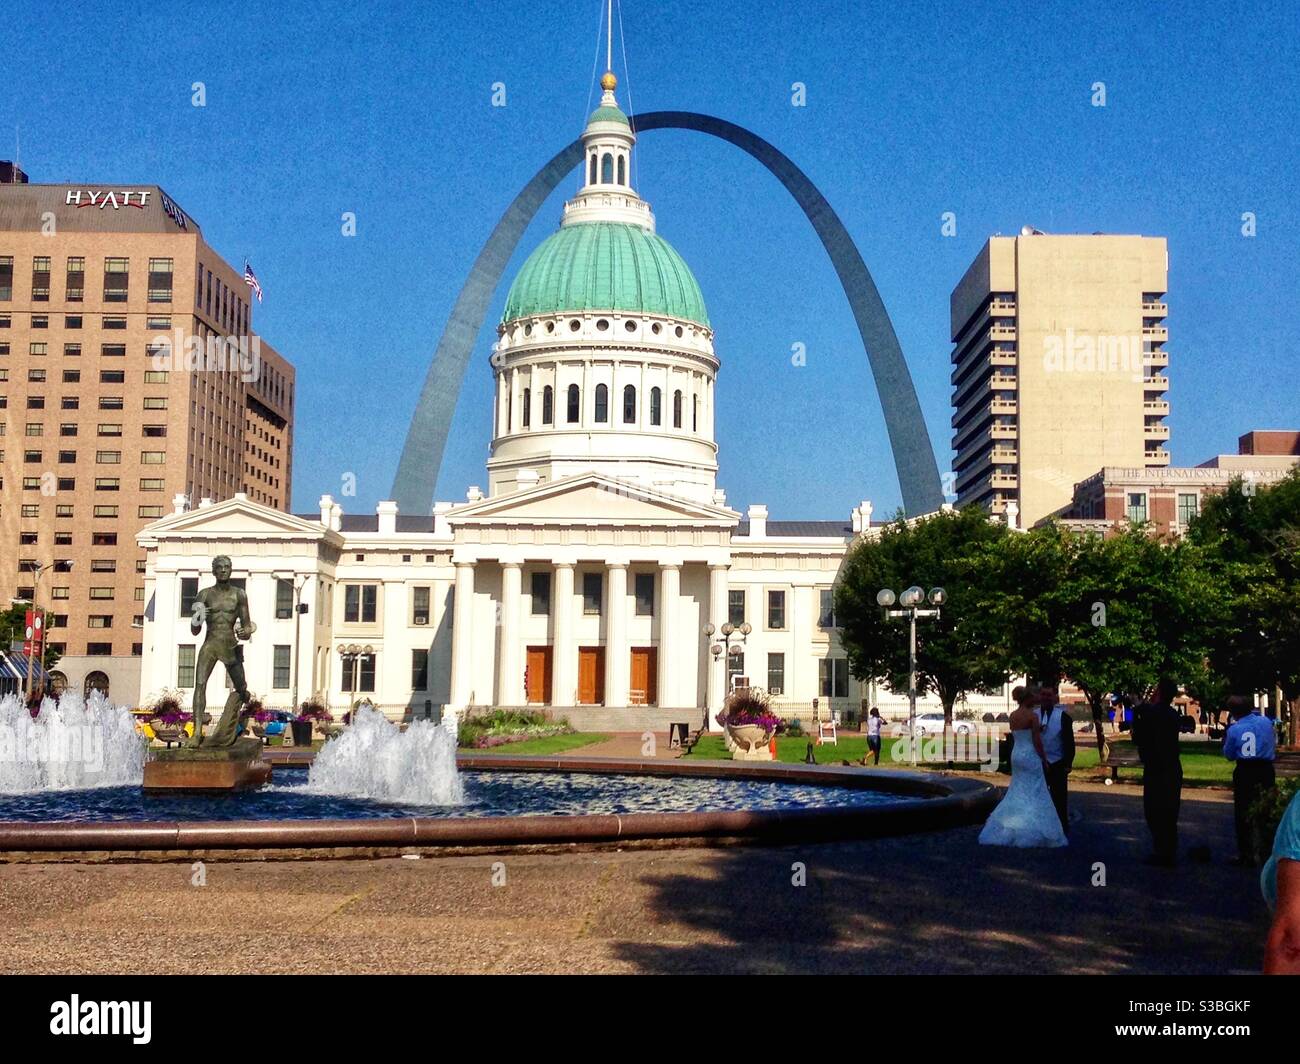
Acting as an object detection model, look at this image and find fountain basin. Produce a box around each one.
[143,738,272,793]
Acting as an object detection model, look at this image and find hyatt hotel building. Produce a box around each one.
[0,167,295,704]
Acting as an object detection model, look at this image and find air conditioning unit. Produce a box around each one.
[769,687,783,696]
[414,613,429,626]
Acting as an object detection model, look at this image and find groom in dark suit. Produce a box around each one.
[1037,685,1075,834]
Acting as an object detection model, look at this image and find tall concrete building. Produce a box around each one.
[950,232,1169,526]
[0,171,294,704]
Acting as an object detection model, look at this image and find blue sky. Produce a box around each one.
[5,0,1298,518]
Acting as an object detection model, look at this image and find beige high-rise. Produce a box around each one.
[0,177,294,703]
[950,233,1169,526]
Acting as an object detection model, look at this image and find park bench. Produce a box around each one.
[1103,752,1142,781]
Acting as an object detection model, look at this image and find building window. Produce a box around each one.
[103,258,129,302]
[412,585,430,625]
[693,395,699,432]
[673,389,683,428]
[650,386,662,426]
[273,645,291,689]
[623,384,636,423]
[594,383,608,423]
[767,653,785,696]
[542,385,553,425]
[1126,492,1148,524]
[1177,492,1199,527]
[411,649,429,691]
[819,658,849,698]
[341,653,376,693]
[175,646,196,687]
[601,152,613,183]
[31,256,50,301]
[819,588,837,628]
[275,578,294,619]
[728,589,745,626]
[344,583,378,623]
[179,577,199,618]
[531,571,551,615]
[566,383,580,423]
[147,258,173,302]
[582,572,602,615]
[522,387,531,428]
[0,256,11,300]
[634,572,655,616]
[767,589,786,630]
[65,257,84,302]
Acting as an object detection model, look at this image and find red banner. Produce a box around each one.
[23,610,43,659]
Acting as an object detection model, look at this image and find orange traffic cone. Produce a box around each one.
[769,736,778,759]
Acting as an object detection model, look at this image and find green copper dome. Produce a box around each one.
[587,105,630,127]
[502,221,709,326]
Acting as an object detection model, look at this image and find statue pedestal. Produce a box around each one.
[143,738,272,793]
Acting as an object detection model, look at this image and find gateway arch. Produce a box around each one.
[392,110,944,517]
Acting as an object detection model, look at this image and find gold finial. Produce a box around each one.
[601,71,617,92]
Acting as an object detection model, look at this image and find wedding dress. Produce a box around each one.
[979,729,1068,848]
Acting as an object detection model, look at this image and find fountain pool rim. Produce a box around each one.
[0,756,997,856]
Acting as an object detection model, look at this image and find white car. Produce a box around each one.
[912,713,976,736]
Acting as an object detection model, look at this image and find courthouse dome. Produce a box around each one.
[501,221,710,327]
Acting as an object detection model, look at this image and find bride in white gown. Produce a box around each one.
[980,686,1068,848]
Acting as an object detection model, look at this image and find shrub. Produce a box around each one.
[784,717,805,738]
[717,689,782,734]
[1253,777,1300,860]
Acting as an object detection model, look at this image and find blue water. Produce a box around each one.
[0,769,911,823]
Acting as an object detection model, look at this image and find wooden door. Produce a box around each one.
[629,647,657,706]
[525,646,552,705]
[578,647,605,704]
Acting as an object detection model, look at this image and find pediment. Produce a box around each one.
[139,495,331,541]
[450,474,739,526]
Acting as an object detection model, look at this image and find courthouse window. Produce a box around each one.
[344,583,377,623]
[767,589,786,630]
[582,572,602,615]
[273,645,291,689]
[728,589,745,627]
[767,653,785,696]
[177,645,196,688]
[634,573,655,616]
[531,572,551,616]
[819,658,849,698]
[411,649,429,691]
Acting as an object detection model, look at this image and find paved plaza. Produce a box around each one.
[0,784,1270,975]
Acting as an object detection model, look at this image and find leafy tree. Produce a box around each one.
[835,506,1012,725]
[1189,468,1300,741]
[988,522,1217,761]
[0,602,62,671]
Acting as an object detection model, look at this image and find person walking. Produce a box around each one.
[865,706,884,765]
[1132,678,1184,867]
[1223,694,1277,867]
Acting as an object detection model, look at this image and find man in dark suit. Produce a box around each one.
[1132,678,1184,867]
[1037,685,1075,834]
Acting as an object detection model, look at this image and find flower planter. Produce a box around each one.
[726,723,774,761]
[290,721,314,746]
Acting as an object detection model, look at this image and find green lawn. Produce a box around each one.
[460,732,610,756]
[685,731,1237,785]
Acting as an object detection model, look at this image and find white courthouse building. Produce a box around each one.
[137,73,1011,731]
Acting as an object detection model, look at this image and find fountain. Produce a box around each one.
[0,690,145,794]
[304,705,463,806]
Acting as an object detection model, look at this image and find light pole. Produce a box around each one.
[289,575,311,713]
[877,585,946,767]
[22,561,67,702]
[703,620,750,722]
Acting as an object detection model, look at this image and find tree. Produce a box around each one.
[1189,468,1300,742]
[989,522,1217,761]
[0,602,63,670]
[835,506,1012,726]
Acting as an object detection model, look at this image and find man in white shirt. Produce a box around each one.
[1037,685,1075,834]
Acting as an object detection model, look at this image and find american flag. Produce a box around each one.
[243,262,263,303]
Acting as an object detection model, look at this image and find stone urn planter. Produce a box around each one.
[726,722,775,761]
[151,723,184,746]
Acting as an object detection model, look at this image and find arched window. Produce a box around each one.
[84,671,110,700]
[601,152,613,184]
[617,155,625,185]
[567,383,580,423]
[623,384,636,424]
[522,387,531,428]
[542,385,553,425]
[594,383,608,423]
[693,395,699,432]
[672,389,683,428]
[650,387,662,426]
[589,154,597,185]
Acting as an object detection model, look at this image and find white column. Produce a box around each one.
[657,564,679,708]
[497,562,523,705]
[450,562,475,708]
[553,563,576,706]
[707,564,729,728]
[605,563,628,707]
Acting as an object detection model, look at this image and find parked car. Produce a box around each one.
[912,713,976,736]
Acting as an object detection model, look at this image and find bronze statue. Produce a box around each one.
[185,555,257,748]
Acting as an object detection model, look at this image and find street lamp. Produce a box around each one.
[703,620,751,714]
[879,585,945,766]
[21,560,69,702]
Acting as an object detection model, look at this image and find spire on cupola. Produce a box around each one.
[564,2,652,229]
